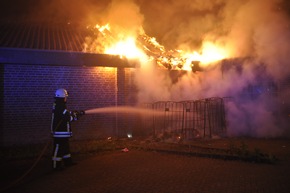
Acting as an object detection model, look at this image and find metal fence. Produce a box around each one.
[142,97,227,140]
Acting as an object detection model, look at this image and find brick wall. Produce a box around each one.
[2,63,136,146]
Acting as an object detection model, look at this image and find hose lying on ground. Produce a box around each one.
[0,140,51,193]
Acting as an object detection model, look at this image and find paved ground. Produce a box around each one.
[1,138,290,193]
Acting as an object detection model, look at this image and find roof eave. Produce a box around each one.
[0,47,137,68]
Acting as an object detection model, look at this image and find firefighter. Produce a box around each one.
[51,88,84,170]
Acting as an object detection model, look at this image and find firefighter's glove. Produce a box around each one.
[72,111,80,121]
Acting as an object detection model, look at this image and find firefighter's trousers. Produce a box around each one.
[52,137,72,169]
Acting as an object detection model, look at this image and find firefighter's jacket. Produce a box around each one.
[51,101,77,138]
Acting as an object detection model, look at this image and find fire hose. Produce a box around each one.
[0,141,51,192]
[0,141,51,193]
[0,110,85,193]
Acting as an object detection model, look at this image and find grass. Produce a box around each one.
[226,140,278,164]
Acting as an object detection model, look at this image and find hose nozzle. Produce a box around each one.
[80,110,85,116]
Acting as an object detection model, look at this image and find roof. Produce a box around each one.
[0,21,136,68]
[0,21,89,52]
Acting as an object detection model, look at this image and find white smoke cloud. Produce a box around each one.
[134,61,172,103]
[103,0,144,37]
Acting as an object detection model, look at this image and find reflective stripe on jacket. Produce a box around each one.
[53,131,72,138]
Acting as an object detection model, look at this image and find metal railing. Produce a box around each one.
[142,97,227,140]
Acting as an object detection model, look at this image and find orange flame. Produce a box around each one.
[84,23,229,71]
[199,42,228,65]
[104,37,145,59]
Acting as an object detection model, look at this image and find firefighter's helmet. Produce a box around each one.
[55,88,68,98]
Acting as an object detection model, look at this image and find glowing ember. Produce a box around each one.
[95,24,110,32]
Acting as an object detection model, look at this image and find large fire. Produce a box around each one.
[84,24,229,71]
